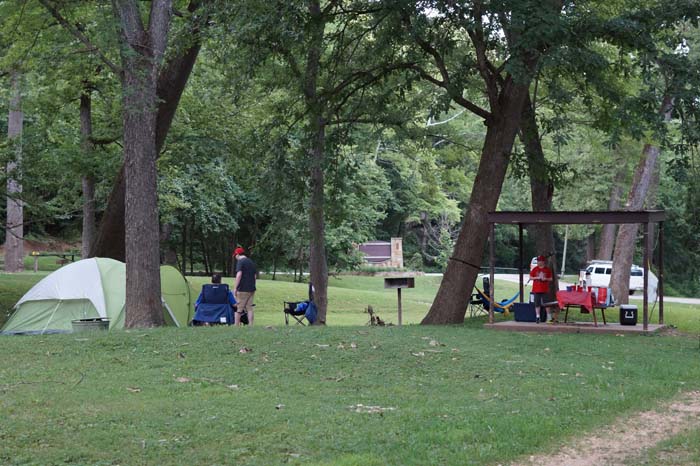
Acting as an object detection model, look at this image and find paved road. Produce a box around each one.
[492,273,700,305]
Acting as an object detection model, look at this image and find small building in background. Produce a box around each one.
[358,238,403,268]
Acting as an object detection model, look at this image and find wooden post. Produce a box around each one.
[489,224,495,324]
[519,223,524,303]
[383,276,413,326]
[658,221,664,324]
[397,288,402,326]
[643,222,649,331]
[33,255,38,273]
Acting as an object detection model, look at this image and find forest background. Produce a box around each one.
[1,1,699,324]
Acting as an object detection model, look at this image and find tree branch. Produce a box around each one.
[403,9,491,121]
[38,0,122,75]
[468,4,499,112]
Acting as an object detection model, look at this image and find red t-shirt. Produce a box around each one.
[530,266,552,293]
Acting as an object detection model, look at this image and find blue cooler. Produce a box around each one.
[620,304,638,326]
[514,302,537,322]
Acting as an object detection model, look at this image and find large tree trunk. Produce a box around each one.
[596,150,627,260]
[80,90,96,258]
[422,86,531,324]
[610,94,673,304]
[4,70,24,273]
[520,94,558,300]
[113,0,172,327]
[89,10,202,260]
[305,0,329,324]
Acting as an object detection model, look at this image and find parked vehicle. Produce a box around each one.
[584,260,658,300]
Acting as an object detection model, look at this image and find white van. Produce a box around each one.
[584,260,658,300]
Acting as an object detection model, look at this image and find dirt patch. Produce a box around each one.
[657,326,696,338]
[513,391,700,466]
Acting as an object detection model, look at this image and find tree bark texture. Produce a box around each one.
[610,94,673,304]
[4,70,24,273]
[80,91,96,258]
[596,150,627,260]
[89,11,202,260]
[422,88,531,324]
[305,0,329,324]
[520,94,558,301]
[114,0,172,327]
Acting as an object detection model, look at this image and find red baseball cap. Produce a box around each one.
[233,247,245,256]
[537,255,546,262]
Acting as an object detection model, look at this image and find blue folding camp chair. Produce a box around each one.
[192,284,234,325]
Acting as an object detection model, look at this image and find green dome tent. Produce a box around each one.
[1,258,192,334]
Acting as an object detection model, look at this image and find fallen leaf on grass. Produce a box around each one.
[276,404,285,410]
[177,352,186,359]
[126,387,141,393]
[350,342,357,349]
[429,339,445,347]
[239,347,252,354]
[314,344,330,348]
[175,377,191,383]
[411,352,425,357]
[348,404,397,414]
[323,376,346,382]
[227,384,240,390]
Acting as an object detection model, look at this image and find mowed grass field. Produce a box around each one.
[1,270,700,464]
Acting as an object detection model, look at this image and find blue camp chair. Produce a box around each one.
[283,300,317,325]
[193,284,234,325]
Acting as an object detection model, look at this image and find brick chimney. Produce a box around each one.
[390,237,403,268]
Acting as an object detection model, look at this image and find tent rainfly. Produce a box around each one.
[1,258,192,334]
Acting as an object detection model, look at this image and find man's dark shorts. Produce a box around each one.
[532,292,547,307]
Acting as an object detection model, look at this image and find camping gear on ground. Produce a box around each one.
[283,300,317,325]
[620,304,638,326]
[1,258,192,335]
[513,302,537,322]
[71,318,110,332]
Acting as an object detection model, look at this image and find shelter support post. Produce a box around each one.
[519,224,524,302]
[659,221,664,324]
[643,222,649,331]
[489,224,495,324]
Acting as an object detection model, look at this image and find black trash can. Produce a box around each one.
[620,304,638,326]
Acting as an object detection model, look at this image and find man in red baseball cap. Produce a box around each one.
[529,255,553,323]
[233,247,257,325]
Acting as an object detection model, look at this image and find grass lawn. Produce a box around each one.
[1,271,700,464]
[2,324,700,465]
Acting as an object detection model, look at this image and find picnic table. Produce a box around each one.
[30,251,78,271]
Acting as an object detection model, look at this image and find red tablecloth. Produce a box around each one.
[556,290,593,312]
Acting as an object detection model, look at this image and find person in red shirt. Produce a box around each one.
[529,255,553,323]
